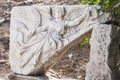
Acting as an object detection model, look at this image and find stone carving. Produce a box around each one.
[9,5,103,75]
[85,24,119,80]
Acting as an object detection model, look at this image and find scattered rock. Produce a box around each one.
[0,17,5,25]
[0,46,5,53]
[0,60,6,64]
[53,44,90,79]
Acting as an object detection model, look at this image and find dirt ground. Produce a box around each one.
[0,21,10,79]
[0,0,90,80]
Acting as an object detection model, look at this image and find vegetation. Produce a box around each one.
[81,37,90,47]
[80,0,120,46]
[80,0,120,25]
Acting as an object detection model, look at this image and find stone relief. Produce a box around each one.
[9,5,108,75]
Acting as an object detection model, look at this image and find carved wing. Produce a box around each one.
[32,6,52,25]
[13,6,41,38]
[12,6,43,47]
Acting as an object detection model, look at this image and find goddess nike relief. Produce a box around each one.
[9,5,108,75]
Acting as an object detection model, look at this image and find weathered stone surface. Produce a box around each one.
[9,5,110,75]
[7,73,49,80]
[85,24,119,80]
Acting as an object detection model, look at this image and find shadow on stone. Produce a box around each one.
[7,73,49,80]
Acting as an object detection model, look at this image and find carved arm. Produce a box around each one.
[65,14,86,27]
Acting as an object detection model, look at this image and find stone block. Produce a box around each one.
[7,73,49,80]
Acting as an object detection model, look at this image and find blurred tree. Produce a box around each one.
[80,0,120,26]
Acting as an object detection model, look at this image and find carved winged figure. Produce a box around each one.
[9,6,99,75]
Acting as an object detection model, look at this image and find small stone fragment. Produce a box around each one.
[0,17,5,24]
